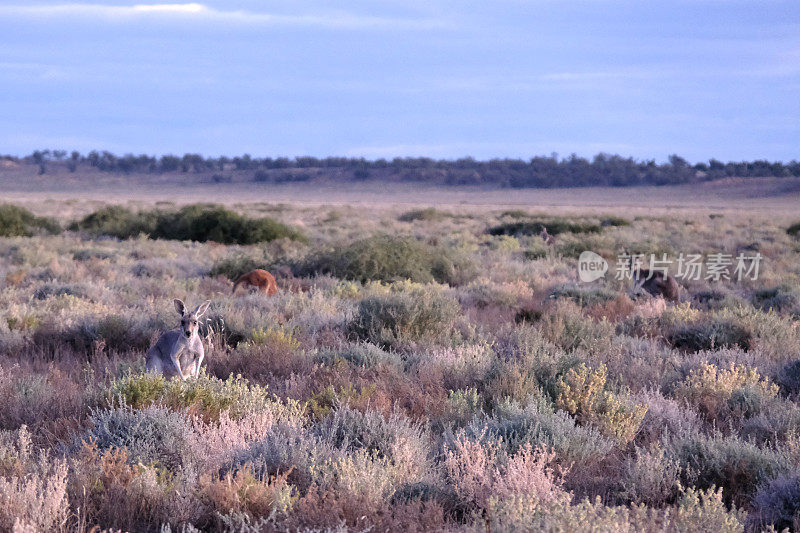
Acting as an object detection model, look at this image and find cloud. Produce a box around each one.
[0,3,448,30]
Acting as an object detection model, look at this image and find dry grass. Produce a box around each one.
[0,193,798,531]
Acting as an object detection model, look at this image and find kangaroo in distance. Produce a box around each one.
[540,227,556,246]
[145,299,211,380]
[232,269,278,296]
[626,252,681,302]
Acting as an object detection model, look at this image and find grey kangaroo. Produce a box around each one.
[145,299,211,380]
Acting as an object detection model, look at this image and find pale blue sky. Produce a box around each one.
[1,1,798,161]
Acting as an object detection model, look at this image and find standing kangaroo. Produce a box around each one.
[540,227,556,246]
[232,269,278,296]
[145,299,211,380]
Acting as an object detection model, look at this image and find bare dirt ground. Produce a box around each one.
[2,170,799,219]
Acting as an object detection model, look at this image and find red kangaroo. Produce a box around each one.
[232,269,278,296]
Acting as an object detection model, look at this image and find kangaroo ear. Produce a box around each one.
[174,298,186,316]
[194,300,211,318]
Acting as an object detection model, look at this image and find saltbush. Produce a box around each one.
[667,431,791,507]
[82,404,195,470]
[752,286,798,313]
[674,363,778,424]
[68,205,154,238]
[464,398,615,466]
[0,204,61,237]
[555,364,647,444]
[106,372,301,422]
[71,204,305,244]
[398,208,451,222]
[667,320,753,352]
[298,234,476,285]
[747,474,800,532]
[488,219,602,237]
[350,288,461,347]
[548,284,618,307]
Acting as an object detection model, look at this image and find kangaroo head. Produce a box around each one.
[174,299,211,339]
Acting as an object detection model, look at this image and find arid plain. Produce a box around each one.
[1,172,800,531]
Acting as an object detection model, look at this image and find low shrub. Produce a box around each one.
[555,364,647,444]
[0,204,61,237]
[539,302,615,352]
[667,320,753,352]
[444,436,564,512]
[692,289,745,311]
[621,444,682,506]
[465,399,615,466]
[398,208,451,222]
[674,363,778,424]
[483,486,744,532]
[298,235,476,285]
[752,286,798,313]
[350,288,461,347]
[72,204,305,244]
[197,466,297,528]
[69,442,173,531]
[786,221,800,237]
[488,219,602,237]
[106,373,300,422]
[777,359,800,396]
[33,282,91,301]
[81,404,196,470]
[523,246,548,260]
[548,284,618,307]
[152,204,305,244]
[68,205,154,238]
[315,407,429,482]
[747,474,800,532]
[0,428,69,532]
[600,215,631,227]
[317,342,401,369]
[667,431,791,507]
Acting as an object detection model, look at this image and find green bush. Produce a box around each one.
[786,221,800,237]
[555,363,647,444]
[71,204,305,244]
[68,205,154,239]
[667,320,753,352]
[106,372,301,422]
[398,208,451,222]
[600,216,631,227]
[298,234,476,285]
[350,288,461,347]
[487,219,602,237]
[0,204,61,237]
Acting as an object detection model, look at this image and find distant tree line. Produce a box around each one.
[3,150,799,188]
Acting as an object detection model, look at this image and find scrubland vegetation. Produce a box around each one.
[1,200,800,531]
